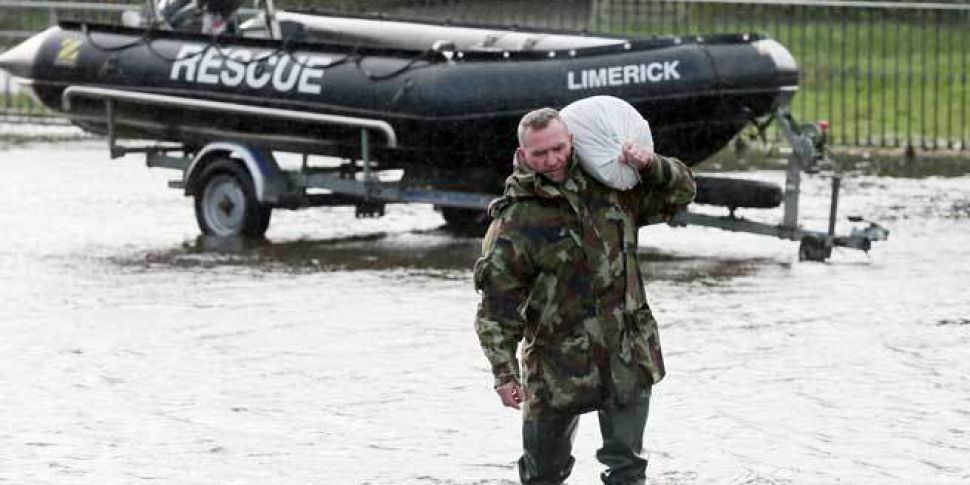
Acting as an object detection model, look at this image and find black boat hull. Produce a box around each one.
[2,20,797,181]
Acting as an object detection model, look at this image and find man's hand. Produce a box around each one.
[495,380,524,409]
[619,141,657,172]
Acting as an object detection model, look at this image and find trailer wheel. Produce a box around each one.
[439,207,490,236]
[694,176,783,209]
[193,158,271,238]
[798,235,832,262]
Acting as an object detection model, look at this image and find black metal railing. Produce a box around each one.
[2,0,968,151]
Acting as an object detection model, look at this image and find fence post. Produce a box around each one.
[587,0,600,31]
[3,73,10,114]
[959,12,970,151]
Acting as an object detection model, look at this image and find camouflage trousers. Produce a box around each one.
[518,390,651,485]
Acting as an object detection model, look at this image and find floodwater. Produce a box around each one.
[0,140,968,484]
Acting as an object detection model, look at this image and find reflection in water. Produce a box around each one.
[637,248,786,283]
[111,228,778,283]
[116,229,483,274]
[937,318,970,326]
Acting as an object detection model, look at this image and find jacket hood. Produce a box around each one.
[505,154,542,197]
[506,152,580,197]
[487,153,578,218]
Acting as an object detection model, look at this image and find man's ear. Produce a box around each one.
[515,147,526,164]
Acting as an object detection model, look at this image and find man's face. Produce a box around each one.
[517,119,572,183]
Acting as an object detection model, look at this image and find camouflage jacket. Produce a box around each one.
[473,153,695,417]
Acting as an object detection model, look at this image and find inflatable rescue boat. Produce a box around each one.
[0,9,798,183]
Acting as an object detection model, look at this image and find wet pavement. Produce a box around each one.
[0,141,968,484]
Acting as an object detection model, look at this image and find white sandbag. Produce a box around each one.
[560,95,653,190]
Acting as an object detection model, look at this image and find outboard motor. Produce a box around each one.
[157,0,243,34]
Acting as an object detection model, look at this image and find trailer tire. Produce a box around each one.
[694,176,783,209]
[193,158,272,238]
[439,207,490,236]
[798,235,832,262]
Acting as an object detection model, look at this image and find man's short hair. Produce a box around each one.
[517,107,563,147]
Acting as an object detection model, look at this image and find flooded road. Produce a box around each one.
[0,141,968,484]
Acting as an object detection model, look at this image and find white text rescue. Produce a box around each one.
[169,45,331,94]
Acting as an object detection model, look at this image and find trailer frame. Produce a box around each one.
[63,86,887,260]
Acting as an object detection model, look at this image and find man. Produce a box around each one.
[473,107,695,484]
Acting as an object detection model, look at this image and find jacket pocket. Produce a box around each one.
[472,255,490,291]
[624,307,666,386]
[522,334,603,415]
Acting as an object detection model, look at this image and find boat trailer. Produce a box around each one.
[672,110,889,261]
[63,85,887,262]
